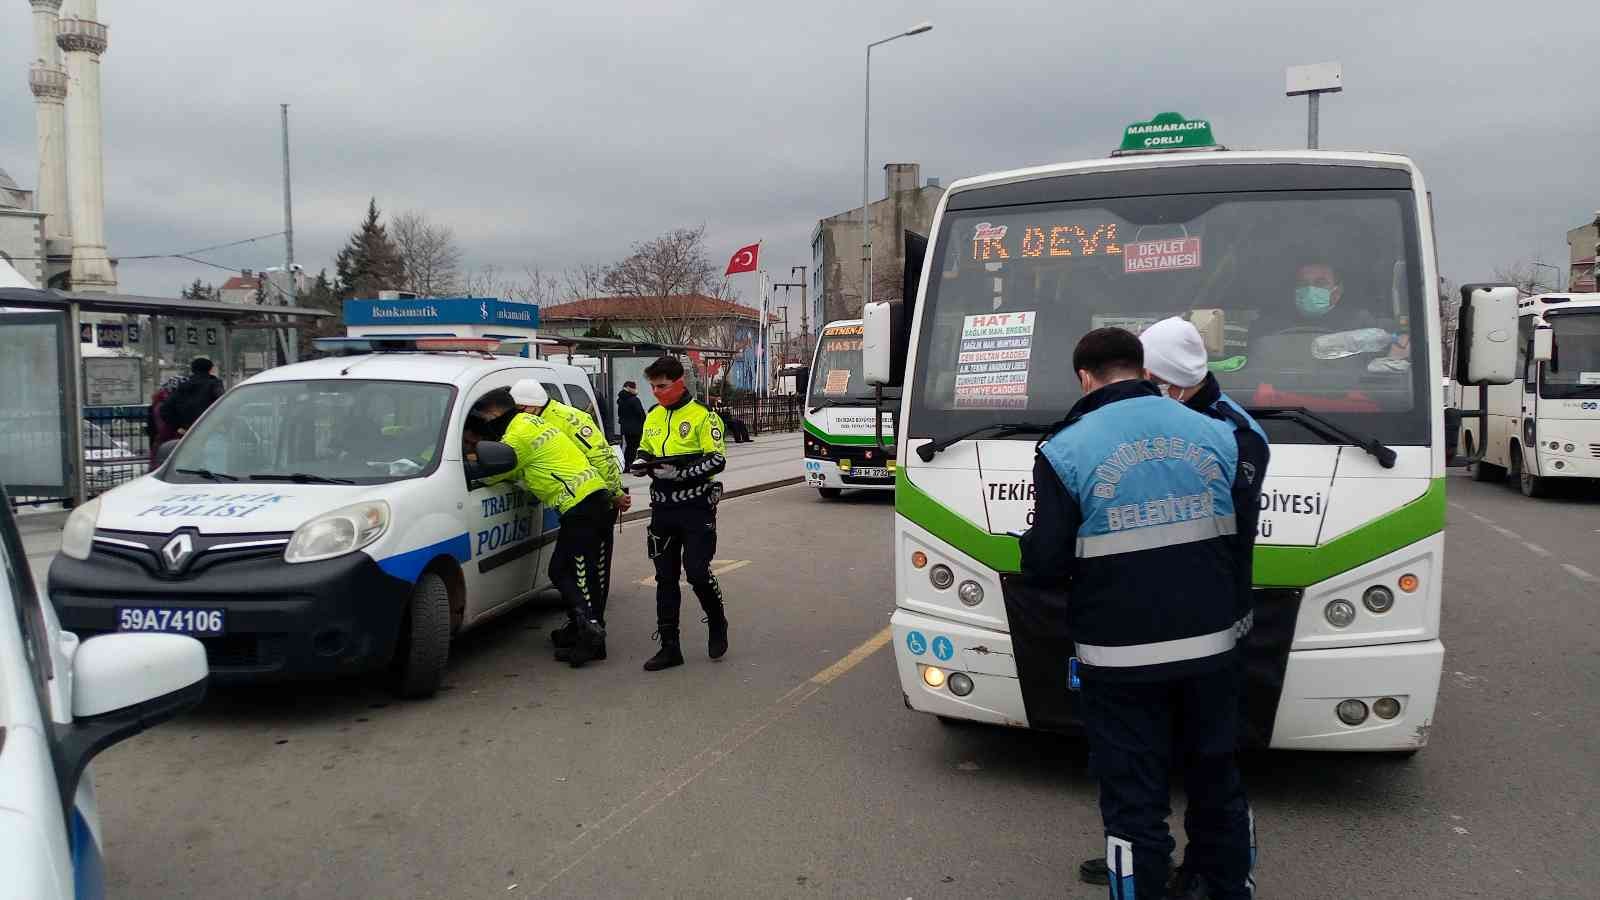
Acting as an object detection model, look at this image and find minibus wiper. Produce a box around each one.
[175,467,239,482]
[1247,406,1397,469]
[248,472,357,485]
[916,422,1053,462]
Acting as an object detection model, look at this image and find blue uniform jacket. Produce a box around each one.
[1020,379,1245,682]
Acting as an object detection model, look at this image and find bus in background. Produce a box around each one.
[803,320,896,499]
[863,112,1519,753]
[1457,292,1600,497]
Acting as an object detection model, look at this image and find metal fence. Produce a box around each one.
[10,406,152,508]
[711,395,802,436]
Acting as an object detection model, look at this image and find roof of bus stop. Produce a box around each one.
[0,286,336,324]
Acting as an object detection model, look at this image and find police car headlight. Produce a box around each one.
[60,497,102,561]
[285,500,390,564]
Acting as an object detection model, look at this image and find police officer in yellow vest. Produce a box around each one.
[469,387,610,667]
[508,380,629,661]
[636,356,728,671]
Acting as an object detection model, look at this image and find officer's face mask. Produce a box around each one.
[1294,285,1334,317]
[652,377,687,406]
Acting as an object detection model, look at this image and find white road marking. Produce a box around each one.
[1523,542,1554,558]
[524,626,892,896]
[1562,564,1599,584]
[1489,525,1521,540]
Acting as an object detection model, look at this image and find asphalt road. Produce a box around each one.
[87,472,1599,899]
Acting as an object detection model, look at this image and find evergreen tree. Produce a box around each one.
[179,278,217,301]
[335,198,404,300]
[296,268,345,350]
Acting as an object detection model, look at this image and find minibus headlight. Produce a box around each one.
[1336,699,1369,726]
[921,665,946,688]
[957,580,984,607]
[285,500,390,564]
[1324,599,1357,628]
[1362,585,1395,614]
[59,497,102,561]
[929,564,955,590]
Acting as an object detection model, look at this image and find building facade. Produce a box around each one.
[0,169,46,288]
[538,294,771,392]
[1567,216,1599,292]
[811,162,943,325]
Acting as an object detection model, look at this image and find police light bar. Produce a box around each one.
[312,336,529,355]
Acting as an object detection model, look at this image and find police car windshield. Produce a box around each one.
[910,186,1431,446]
[808,328,875,405]
[164,379,456,485]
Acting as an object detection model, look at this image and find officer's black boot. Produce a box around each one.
[642,628,684,671]
[562,619,606,669]
[702,612,729,660]
[549,617,579,649]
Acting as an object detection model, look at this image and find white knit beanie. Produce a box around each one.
[1139,317,1209,388]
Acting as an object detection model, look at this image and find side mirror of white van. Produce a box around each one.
[51,633,207,813]
[1532,323,1554,365]
[1455,284,1519,386]
[465,441,519,482]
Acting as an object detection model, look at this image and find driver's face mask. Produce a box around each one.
[1294,285,1334,317]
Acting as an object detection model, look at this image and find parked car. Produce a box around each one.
[0,488,208,899]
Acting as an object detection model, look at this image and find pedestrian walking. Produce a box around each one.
[634,356,729,671]
[507,379,630,662]
[1019,328,1255,900]
[159,358,225,436]
[469,388,611,667]
[617,380,646,467]
[146,372,189,465]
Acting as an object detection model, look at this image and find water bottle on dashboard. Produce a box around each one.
[1312,327,1393,360]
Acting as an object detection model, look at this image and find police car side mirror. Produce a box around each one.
[154,439,181,468]
[466,441,518,481]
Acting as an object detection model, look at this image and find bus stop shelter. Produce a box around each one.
[0,286,333,507]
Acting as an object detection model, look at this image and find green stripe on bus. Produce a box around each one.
[1253,478,1444,587]
[803,419,893,447]
[897,469,1445,588]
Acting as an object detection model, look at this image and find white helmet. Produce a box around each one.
[509,379,548,409]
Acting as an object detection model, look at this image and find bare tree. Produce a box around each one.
[392,210,463,297]
[602,226,726,345]
[562,263,608,303]
[1491,261,1553,297]
[461,263,561,305]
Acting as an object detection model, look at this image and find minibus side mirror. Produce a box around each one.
[466,441,518,482]
[863,301,899,387]
[1532,325,1553,366]
[154,439,181,468]
[1455,283,1518,386]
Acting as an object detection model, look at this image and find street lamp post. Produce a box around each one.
[863,22,932,312]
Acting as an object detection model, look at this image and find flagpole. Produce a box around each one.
[756,240,767,400]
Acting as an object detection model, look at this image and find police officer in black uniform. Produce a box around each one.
[1021,328,1254,900]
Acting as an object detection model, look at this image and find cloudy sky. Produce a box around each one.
[2,0,1596,321]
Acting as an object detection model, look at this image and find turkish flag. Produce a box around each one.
[725,243,760,275]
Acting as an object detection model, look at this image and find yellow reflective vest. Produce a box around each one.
[540,399,624,497]
[495,412,607,515]
[640,399,727,507]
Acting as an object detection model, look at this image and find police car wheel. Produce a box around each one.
[392,572,451,699]
[818,488,843,500]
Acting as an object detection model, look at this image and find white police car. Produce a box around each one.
[2,489,208,899]
[47,338,612,698]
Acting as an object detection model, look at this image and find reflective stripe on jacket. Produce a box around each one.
[1034,380,1243,681]
[498,412,607,515]
[640,398,727,508]
[541,400,624,496]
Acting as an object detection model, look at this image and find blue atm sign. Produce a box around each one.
[343,297,540,328]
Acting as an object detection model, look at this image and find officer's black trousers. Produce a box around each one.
[646,502,723,634]
[548,492,613,627]
[1080,664,1255,900]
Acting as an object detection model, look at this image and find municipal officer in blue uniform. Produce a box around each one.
[1020,328,1254,900]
